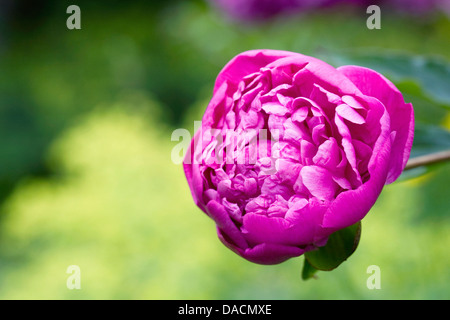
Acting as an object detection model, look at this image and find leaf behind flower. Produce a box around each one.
[302,222,361,279]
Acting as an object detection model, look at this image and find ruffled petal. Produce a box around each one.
[183,129,206,210]
[322,99,392,230]
[242,196,327,247]
[207,200,248,249]
[240,243,305,265]
[338,65,414,184]
[300,165,338,201]
[214,49,300,95]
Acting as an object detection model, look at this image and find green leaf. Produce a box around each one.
[410,123,450,158]
[397,81,449,126]
[397,123,450,182]
[304,222,361,271]
[301,258,319,281]
[397,166,430,182]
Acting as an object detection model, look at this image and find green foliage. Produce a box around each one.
[303,222,361,278]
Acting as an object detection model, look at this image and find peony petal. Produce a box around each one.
[313,138,340,169]
[336,103,366,124]
[260,174,292,199]
[241,214,291,245]
[342,95,365,109]
[271,55,363,97]
[299,139,317,166]
[311,123,327,146]
[283,118,310,143]
[242,214,312,247]
[334,112,362,185]
[240,243,305,265]
[300,165,338,201]
[202,81,233,127]
[183,129,206,211]
[267,114,286,141]
[207,200,248,249]
[352,139,373,177]
[245,194,273,215]
[243,177,258,196]
[222,198,243,224]
[267,195,289,218]
[262,102,290,116]
[204,189,220,203]
[272,141,300,162]
[322,101,392,230]
[243,196,329,248]
[283,198,309,222]
[313,83,342,104]
[332,175,353,190]
[275,158,302,185]
[214,50,299,95]
[338,65,414,184]
[238,109,264,130]
[291,106,309,123]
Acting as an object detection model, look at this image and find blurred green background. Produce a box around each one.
[0,0,449,299]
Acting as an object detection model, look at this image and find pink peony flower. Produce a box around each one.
[183,50,414,265]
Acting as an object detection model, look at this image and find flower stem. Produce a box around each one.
[404,150,450,170]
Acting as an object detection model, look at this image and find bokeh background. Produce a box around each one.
[0,0,449,299]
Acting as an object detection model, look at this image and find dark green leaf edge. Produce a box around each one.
[301,257,319,281]
[304,222,362,273]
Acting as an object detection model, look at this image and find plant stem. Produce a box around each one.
[404,150,450,171]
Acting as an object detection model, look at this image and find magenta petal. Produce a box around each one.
[336,103,365,124]
[284,198,309,221]
[291,106,309,123]
[338,65,414,184]
[206,200,248,249]
[342,95,365,110]
[267,114,286,140]
[262,102,289,116]
[322,156,388,231]
[322,104,392,230]
[313,83,342,105]
[313,138,340,169]
[202,81,233,127]
[300,165,338,201]
[283,118,309,144]
[240,243,305,265]
[243,198,327,247]
[214,50,299,95]
[266,53,362,97]
[222,198,243,224]
[260,174,292,199]
[242,214,290,245]
[334,112,362,185]
[275,158,301,185]
[245,194,273,215]
[183,129,206,211]
[299,139,317,165]
[267,195,289,218]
